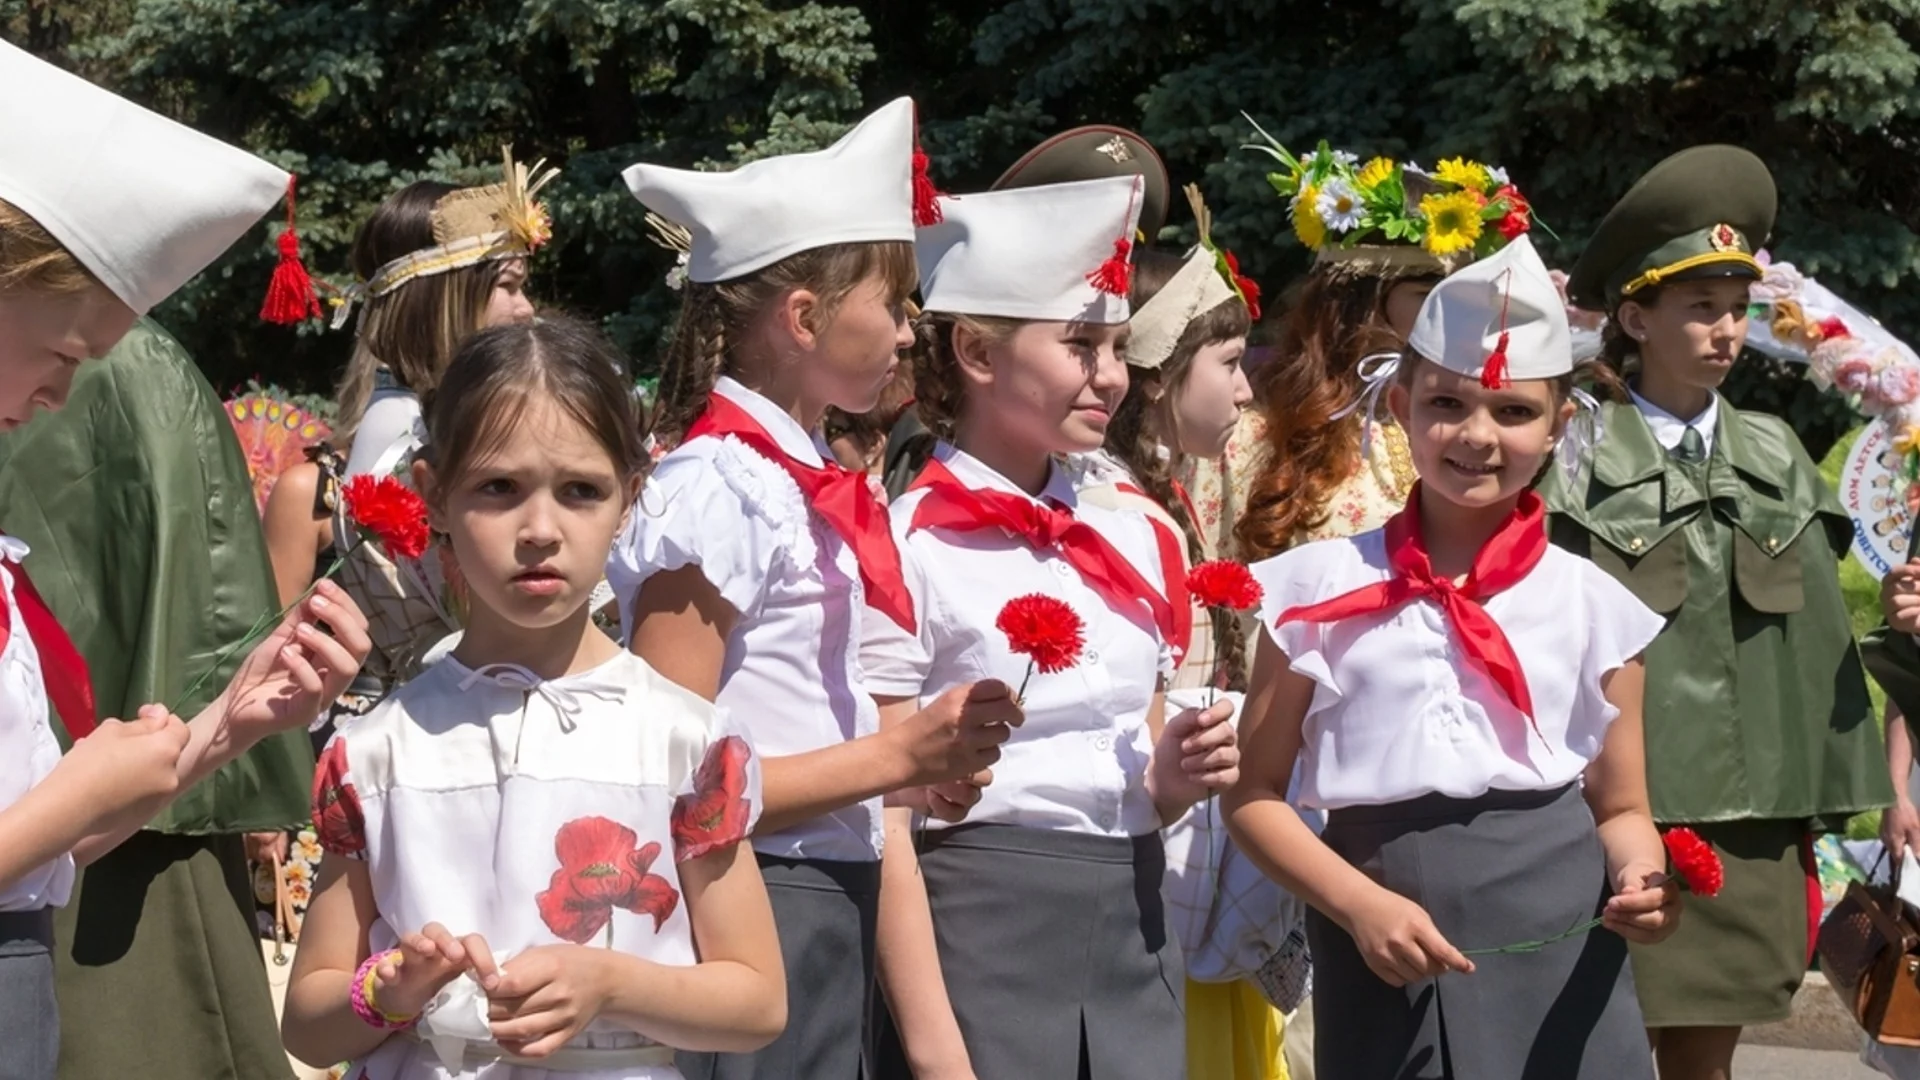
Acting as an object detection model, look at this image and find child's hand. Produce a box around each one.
[372,924,492,1019]
[483,945,614,1058]
[1603,865,1682,945]
[893,680,1023,788]
[926,773,990,823]
[1344,887,1475,987]
[208,581,372,744]
[1147,699,1240,815]
[1884,562,1920,634]
[56,706,189,827]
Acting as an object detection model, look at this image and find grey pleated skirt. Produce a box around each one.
[0,908,57,1080]
[876,823,1184,1080]
[1308,784,1652,1080]
[676,854,879,1080]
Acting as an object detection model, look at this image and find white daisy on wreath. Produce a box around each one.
[1316,179,1365,234]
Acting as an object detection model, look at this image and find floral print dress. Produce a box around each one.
[312,649,760,1080]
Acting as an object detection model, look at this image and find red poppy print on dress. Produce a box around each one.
[535,816,681,945]
[672,735,753,863]
[311,738,366,857]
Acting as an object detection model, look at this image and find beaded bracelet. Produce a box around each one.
[349,949,418,1030]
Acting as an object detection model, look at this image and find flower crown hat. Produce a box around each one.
[329,147,560,329]
[1243,115,1533,278]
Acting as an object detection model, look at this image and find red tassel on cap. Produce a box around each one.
[1086,178,1140,296]
[1479,267,1515,389]
[1087,238,1134,296]
[260,175,320,326]
[911,107,944,227]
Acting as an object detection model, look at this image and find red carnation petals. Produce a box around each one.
[1816,316,1851,341]
[1186,560,1264,612]
[995,594,1086,675]
[1662,827,1724,898]
[1493,184,1532,242]
[343,474,431,560]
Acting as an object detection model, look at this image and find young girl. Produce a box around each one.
[865,176,1240,1080]
[610,98,1020,1080]
[1543,146,1890,1080]
[1226,236,1682,1079]
[1235,143,1535,564]
[284,315,785,1078]
[0,41,374,1075]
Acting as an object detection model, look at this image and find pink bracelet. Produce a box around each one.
[349,950,417,1030]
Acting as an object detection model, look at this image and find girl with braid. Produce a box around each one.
[607,100,1021,1080]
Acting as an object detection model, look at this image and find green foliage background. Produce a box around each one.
[8,0,1920,459]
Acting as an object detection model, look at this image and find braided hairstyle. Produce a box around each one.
[652,240,919,448]
[1106,249,1255,689]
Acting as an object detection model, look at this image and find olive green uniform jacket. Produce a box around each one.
[1540,398,1891,831]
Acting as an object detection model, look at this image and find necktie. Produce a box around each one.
[686,394,916,633]
[0,544,97,740]
[1673,425,1706,464]
[1276,485,1548,740]
[908,458,1179,650]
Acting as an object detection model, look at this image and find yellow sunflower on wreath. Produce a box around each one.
[1434,157,1492,193]
[1420,190,1485,256]
[1292,185,1328,250]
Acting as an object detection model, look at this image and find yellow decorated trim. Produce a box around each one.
[366,233,522,298]
[1620,251,1762,298]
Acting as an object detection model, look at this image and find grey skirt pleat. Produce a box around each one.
[0,909,57,1080]
[1308,784,1651,1080]
[880,823,1184,1080]
[677,855,879,1080]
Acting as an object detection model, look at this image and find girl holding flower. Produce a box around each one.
[864,177,1239,1080]
[285,316,785,1079]
[1228,237,1682,1078]
[1540,147,1890,1080]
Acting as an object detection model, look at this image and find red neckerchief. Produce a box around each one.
[0,544,97,740]
[1113,482,1194,662]
[1277,485,1547,738]
[908,457,1178,650]
[686,393,916,633]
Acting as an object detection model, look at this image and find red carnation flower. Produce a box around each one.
[1662,827,1724,898]
[996,594,1087,676]
[343,474,431,560]
[1494,185,1532,241]
[1186,560,1264,612]
[1223,250,1263,321]
[1816,316,1851,342]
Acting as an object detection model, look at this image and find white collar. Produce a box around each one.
[933,441,1081,510]
[0,535,28,564]
[712,376,828,467]
[1628,388,1718,455]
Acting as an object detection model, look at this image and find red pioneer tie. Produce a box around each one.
[1277,485,1547,736]
[908,457,1180,650]
[685,393,916,633]
[0,546,98,740]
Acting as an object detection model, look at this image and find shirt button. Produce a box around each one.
[1051,562,1072,577]
[1085,650,1101,664]
[1094,734,1112,751]
[1629,537,1644,552]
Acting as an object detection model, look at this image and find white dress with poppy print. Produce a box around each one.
[312,649,760,1080]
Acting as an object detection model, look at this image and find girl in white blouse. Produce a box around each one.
[1226,237,1681,1079]
[608,99,1019,1080]
[864,178,1239,1080]
[286,316,785,1079]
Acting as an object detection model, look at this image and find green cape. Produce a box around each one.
[0,318,312,832]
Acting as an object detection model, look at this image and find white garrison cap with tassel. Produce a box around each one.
[0,39,287,315]
[916,175,1143,325]
[1408,235,1573,386]
[624,97,938,284]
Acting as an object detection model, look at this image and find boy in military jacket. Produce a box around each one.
[1540,145,1892,1080]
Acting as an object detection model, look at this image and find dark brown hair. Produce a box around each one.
[1393,350,1625,403]
[419,313,647,499]
[909,312,1024,440]
[335,181,520,442]
[1107,248,1253,686]
[652,240,918,446]
[1238,265,1434,560]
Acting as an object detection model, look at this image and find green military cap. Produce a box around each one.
[993,126,1171,240]
[1567,145,1776,311]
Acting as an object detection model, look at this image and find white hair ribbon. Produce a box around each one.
[1329,351,1405,460]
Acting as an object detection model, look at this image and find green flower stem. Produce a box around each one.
[170,549,351,715]
[1461,915,1605,956]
